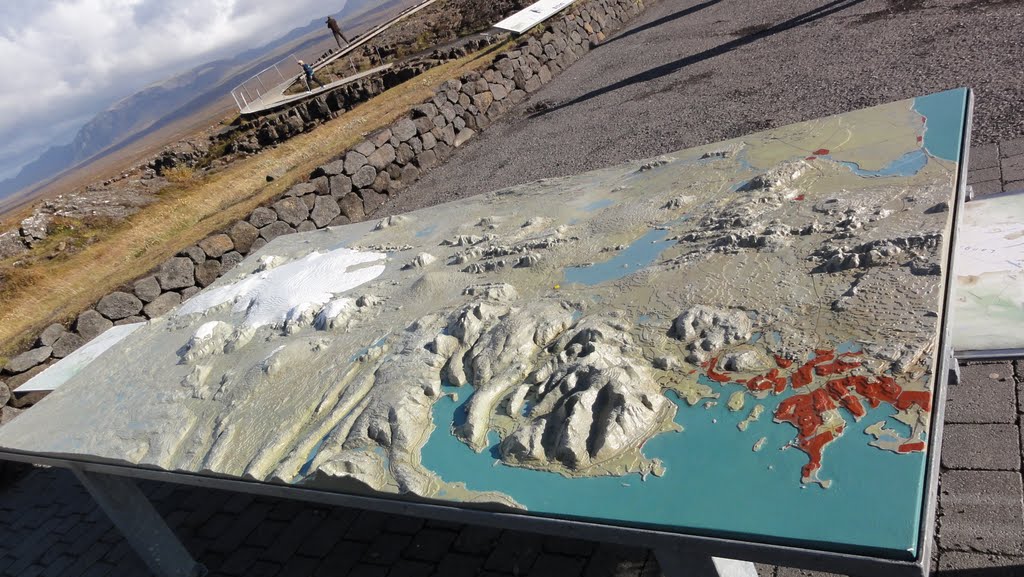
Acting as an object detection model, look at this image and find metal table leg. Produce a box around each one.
[72,467,207,577]
[656,548,759,577]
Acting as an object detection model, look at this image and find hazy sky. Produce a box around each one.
[0,0,348,180]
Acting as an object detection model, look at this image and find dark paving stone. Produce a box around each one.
[939,470,1024,555]
[1001,138,1024,159]
[296,516,354,558]
[344,510,388,543]
[404,528,457,563]
[947,364,1016,423]
[247,560,282,577]
[348,565,388,577]
[209,501,273,553]
[220,492,254,514]
[383,513,425,535]
[267,499,306,522]
[968,166,1000,184]
[197,513,236,540]
[245,520,287,548]
[543,535,595,556]
[314,541,366,577]
[432,552,484,577]
[362,532,411,565]
[637,552,660,577]
[77,562,114,577]
[40,555,75,577]
[959,363,1015,385]
[61,543,111,577]
[937,551,1024,575]
[262,509,324,564]
[390,559,434,577]
[970,144,1000,170]
[1019,426,1024,464]
[1002,154,1024,183]
[531,553,588,577]
[941,424,1021,470]
[221,546,262,576]
[452,525,502,555]
[275,555,321,577]
[15,564,45,577]
[582,544,647,577]
[486,532,543,574]
[969,180,1001,196]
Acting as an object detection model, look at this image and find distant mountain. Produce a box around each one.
[0,0,401,201]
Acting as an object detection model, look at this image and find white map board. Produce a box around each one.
[493,0,578,34]
[952,190,1024,357]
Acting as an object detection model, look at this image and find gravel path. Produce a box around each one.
[386,0,1024,214]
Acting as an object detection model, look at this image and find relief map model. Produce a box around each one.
[0,89,969,560]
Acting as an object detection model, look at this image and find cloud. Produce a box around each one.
[0,0,346,179]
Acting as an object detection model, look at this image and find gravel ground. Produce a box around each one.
[385,0,1024,214]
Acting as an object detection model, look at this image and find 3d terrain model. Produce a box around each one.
[0,90,969,559]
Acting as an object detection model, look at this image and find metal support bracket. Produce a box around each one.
[72,467,207,577]
[656,548,759,577]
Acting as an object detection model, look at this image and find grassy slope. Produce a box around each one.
[0,48,503,357]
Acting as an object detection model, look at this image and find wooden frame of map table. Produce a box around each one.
[0,90,973,577]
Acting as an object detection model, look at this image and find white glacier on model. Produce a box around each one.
[175,247,386,329]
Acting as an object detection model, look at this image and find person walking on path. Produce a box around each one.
[298,60,325,91]
[326,16,349,49]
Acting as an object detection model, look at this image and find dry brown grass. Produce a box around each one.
[161,165,198,184]
[0,46,506,357]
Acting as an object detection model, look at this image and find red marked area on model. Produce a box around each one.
[774,355,794,369]
[793,194,806,201]
[791,349,835,388]
[705,357,731,383]
[825,379,867,419]
[813,148,830,156]
[898,441,926,454]
[741,368,788,394]
[768,345,934,483]
[814,354,863,376]
[775,390,841,481]
[797,428,839,480]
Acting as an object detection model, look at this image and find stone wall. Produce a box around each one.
[224,36,500,155]
[0,0,648,420]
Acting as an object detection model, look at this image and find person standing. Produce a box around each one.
[297,60,325,91]
[326,16,349,49]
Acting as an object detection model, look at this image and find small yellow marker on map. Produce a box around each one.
[554,284,561,290]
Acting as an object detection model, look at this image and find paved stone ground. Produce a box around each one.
[1,353,1022,576]
[4,0,1024,574]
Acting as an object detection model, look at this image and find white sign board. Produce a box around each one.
[952,190,1024,357]
[16,323,144,393]
[493,0,578,34]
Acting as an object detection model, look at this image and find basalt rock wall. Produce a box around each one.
[1,0,649,420]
